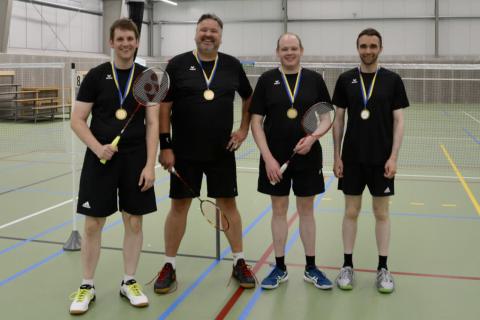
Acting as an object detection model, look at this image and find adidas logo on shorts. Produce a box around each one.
[384,187,391,194]
[82,201,91,209]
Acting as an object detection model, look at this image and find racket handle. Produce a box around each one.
[270,162,289,186]
[100,136,121,164]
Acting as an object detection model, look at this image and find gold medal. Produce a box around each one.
[360,109,370,120]
[287,107,298,119]
[203,89,215,101]
[115,108,127,120]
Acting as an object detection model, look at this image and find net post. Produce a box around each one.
[64,62,81,251]
[215,208,221,260]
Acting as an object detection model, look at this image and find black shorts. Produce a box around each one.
[77,147,157,217]
[170,154,238,199]
[258,159,325,197]
[338,163,394,197]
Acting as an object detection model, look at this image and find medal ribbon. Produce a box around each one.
[279,66,302,107]
[193,50,218,89]
[110,61,135,107]
[358,66,378,108]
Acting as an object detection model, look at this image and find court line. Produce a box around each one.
[156,203,273,320]
[464,111,480,125]
[463,128,480,145]
[440,144,480,216]
[235,177,334,320]
[0,171,72,195]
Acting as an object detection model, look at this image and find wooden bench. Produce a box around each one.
[31,103,72,122]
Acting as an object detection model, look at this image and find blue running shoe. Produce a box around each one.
[304,267,333,290]
[261,266,288,289]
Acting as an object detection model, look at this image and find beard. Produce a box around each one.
[360,54,378,66]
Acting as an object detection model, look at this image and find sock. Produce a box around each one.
[275,256,286,271]
[343,253,353,268]
[123,274,135,284]
[81,279,94,287]
[232,252,245,266]
[305,255,316,269]
[378,255,388,270]
[165,255,176,270]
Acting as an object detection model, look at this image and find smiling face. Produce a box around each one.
[195,18,222,56]
[276,34,304,72]
[109,28,139,64]
[357,35,382,67]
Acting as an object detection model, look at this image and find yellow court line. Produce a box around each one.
[440,144,480,216]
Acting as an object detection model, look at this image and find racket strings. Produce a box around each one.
[201,201,228,231]
[302,102,335,135]
[133,68,170,106]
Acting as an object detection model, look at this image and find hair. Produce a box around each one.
[356,28,382,48]
[109,18,139,41]
[197,13,223,29]
[276,32,304,51]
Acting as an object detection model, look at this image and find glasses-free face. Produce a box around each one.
[277,35,303,70]
[357,35,382,66]
[110,28,139,62]
[195,19,222,55]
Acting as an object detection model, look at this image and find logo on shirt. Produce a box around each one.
[106,74,113,80]
[82,201,91,209]
[351,78,358,84]
[273,80,280,85]
[189,66,197,71]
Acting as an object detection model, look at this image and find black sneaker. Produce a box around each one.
[154,263,177,294]
[232,259,256,289]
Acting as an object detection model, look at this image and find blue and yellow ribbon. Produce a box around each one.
[193,50,218,89]
[110,61,135,107]
[358,66,378,108]
[279,66,302,106]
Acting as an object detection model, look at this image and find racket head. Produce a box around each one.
[200,200,229,231]
[301,101,336,137]
[133,67,170,106]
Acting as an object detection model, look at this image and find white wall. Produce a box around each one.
[155,0,480,58]
[8,0,103,53]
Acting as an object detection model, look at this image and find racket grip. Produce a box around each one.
[99,136,121,164]
[270,163,289,186]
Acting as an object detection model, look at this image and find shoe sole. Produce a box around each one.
[377,287,394,294]
[261,274,289,289]
[303,275,333,290]
[69,295,95,315]
[239,282,256,289]
[119,291,149,307]
[154,281,177,294]
[337,284,353,290]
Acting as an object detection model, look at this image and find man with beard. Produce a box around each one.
[332,28,409,293]
[153,13,255,293]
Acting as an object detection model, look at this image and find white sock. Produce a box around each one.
[123,274,135,284]
[165,256,176,269]
[232,252,245,266]
[81,279,94,287]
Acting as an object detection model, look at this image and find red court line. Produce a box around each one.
[215,211,300,320]
[282,263,480,281]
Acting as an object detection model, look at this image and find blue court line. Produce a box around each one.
[0,175,170,256]
[315,207,480,221]
[463,128,480,145]
[0,194,170,288]
[238,176,335,320]
[157,203,273,320]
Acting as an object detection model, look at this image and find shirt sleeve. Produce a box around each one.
[316,74,332,104]
[163,60,176,102]
[249,74,267,116]
[393,74,410,109]
[237,61,253,99]
[76,68,99,103]
[332,75,347,109]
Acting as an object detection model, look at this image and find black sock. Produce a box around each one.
[343,253,353,268]
[275,256,286,271]
[305,255,316,269]
[378,255,388,270]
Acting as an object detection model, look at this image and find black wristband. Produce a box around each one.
[159,133,172,150]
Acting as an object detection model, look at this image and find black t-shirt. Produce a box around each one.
[249,68,331,170]
[77,62,147,153]
[164,51,253,161]
[332,67,409,165]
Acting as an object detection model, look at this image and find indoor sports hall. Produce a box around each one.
[0,1,479,319]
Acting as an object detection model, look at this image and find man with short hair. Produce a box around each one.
[154,13,255,293]
[69,18,158,314]
[332,28,409,293]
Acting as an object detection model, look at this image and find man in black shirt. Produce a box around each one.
[250,33,333,290]
[332,28,409,293]
[69,18,158,314]
[154,13,255,293]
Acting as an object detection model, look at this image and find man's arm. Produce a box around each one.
[384,108,405,178]
[158,101,174,170]
[332,107,346,178]
[227,95,252,151]
[71,100,116,161]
